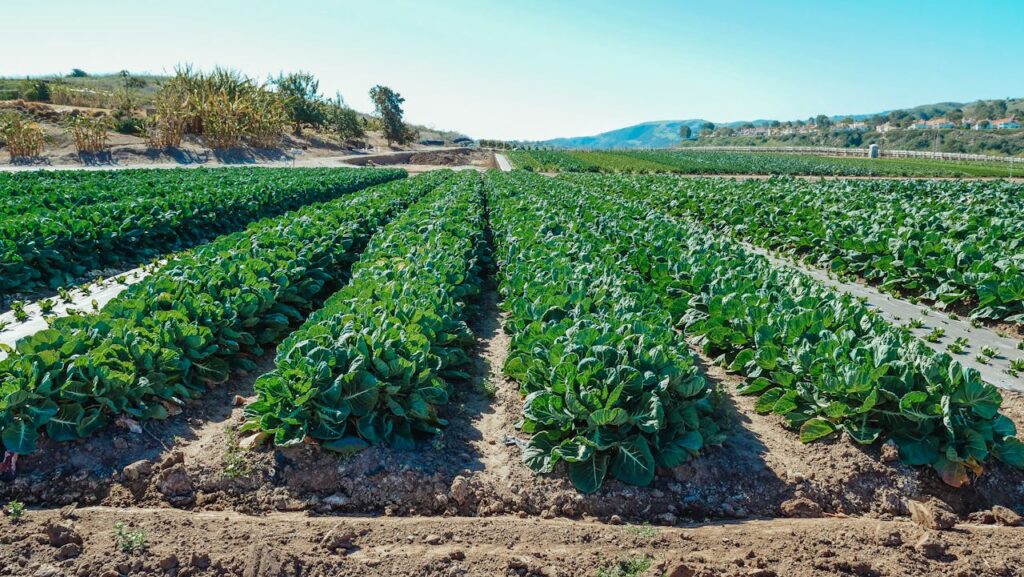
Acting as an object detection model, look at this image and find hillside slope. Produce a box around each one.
[537,98,1023,150]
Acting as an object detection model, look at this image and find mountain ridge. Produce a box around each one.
[533,98,1021,149]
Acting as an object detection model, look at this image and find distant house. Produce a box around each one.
[835,121,869,132]
[992,115,1020,129]
[736,126,770,137]
[909,117,956,130]
[876,122,896,133]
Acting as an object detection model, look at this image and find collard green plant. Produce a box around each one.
[0,173,440,455]
[486,172,724,493]
[245,171,486,450]
[596,174,1024,324]
[0,167,405,295]
[556,172,1024,487]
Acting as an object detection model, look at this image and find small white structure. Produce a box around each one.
[868,144,880,158]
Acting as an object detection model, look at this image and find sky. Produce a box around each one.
[2,0,1023,140]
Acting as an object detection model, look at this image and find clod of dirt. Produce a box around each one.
[908,498,957,530]
[159,554,179,570]
[239,432,269,450]
[122,459,153,481]
[662,563,697,577]
[158,450,185,470]
[880,440,899,462]
[779,498,823,518]
[157,464,194,505]
[992,505,1023,527]
[189,552,212,569]
[322,525,357,553]
[55,542,82,560]
[243,544,302,577]
[914,532,948,559]
[43,521,83,547]
[32,565,62,577]
[873,523,903,547]
[449,475,473,505]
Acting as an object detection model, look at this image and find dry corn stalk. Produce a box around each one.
[66,114,112,154]
[0,112,45,158]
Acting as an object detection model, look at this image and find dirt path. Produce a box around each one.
[3,506,1023,577]
[0,147,468,173]
[494,153,513,172]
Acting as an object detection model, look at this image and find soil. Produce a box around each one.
[3,286,1024,575]
[3,509,1023,577]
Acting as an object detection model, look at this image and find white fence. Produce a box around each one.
[673,145,1024,164]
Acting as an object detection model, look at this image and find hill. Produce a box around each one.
[534,98,1023,150]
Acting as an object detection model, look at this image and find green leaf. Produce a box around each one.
[568,455,609,494]
[587,408,628,428]
[799,418,835,443]
[609,436,655,487]
[2,420,39,454]
[995,437,1024,468]
[322,436,369,456]
[897,437,940,466]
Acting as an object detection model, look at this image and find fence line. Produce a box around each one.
[630,145,1024,164]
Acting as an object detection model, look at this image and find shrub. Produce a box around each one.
[20,80,50,102]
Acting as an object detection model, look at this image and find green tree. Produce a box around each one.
[369,84,408,146]
[815,114,831,129]
[324,93,364,140]
[679,125,692,139]
[274,71,325,135]
[946,109,964,123]
[69,69,88,78]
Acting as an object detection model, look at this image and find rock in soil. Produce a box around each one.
[43,521,83,547]
[908,498,958,531]
[157,464,194,505]
[992,505,1023,527]
[779,498,823,518]
[122,459,153,482]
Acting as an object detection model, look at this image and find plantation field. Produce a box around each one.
[509,149,1024,177]
[2,166,1024,576]
[0,167,404,301]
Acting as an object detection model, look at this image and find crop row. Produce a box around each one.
[245,171,487,450]
[0,172,442,455]
[0,167,404,295]
[542,172,1023,486]
[486,172,724,493]
[508,149,1020,177]
[580,175,1024,324]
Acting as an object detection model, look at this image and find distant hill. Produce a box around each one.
[540,120,712,149]
[534,98,1022,149]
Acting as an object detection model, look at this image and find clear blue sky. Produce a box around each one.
[2,0,1022,140]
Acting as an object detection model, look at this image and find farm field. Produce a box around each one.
[0,167,404,303]
[572,175,1024,329]
[508,149,1024,177]
[2,166,1024,576]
